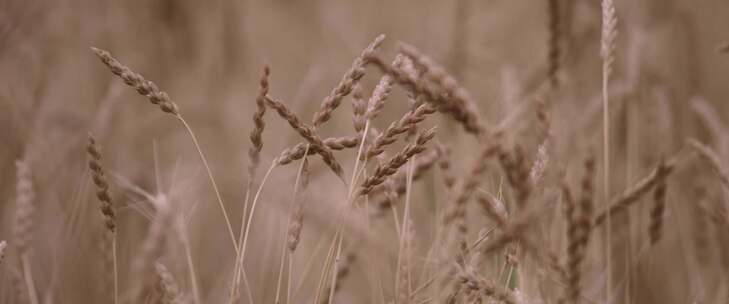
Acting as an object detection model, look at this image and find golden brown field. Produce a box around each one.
[2,0,729,303]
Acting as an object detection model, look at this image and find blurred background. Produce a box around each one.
[1,0,729,303]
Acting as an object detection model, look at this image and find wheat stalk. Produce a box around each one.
[319,251,356,304]
[600,0,617,297]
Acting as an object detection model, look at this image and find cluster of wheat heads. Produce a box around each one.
[79,29,695,304]
[77,26,729,304]
[6,2,729,303]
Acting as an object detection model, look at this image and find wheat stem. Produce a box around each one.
[112,237,118,304]
[234,161,277,298]
[177,116,238,254]
[22,254,39,304]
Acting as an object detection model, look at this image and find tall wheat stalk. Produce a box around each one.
[600,0,617,300]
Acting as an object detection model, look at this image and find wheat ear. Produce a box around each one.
[399,43,487,137]
[0,241,7,266]
[86,134,118,304]
[358,127,437,196]
[364,56,402,121]
[264,95,345,180]
[594,159,674,227]
[248,65,270,182]
[498,145,532,210]
[276,136,360,166]
[562,157,596,304]
[363,103,436,161]
[14,158,38,304]
[155,261,185,304]
[366,55,487,138]
[459,266,516,304]
[312,34,385,127]
[546,0,560,87]
[649,161,668,245]
[371,149,440,216]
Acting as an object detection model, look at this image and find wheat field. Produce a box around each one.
[2,0,729,303]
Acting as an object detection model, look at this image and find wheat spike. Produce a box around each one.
[0,241,6,266]
[649,166,668,245]
[87,135,116,233]
[264,95,345,179]
[546,0,561,87]
[399,43,487,137]
[287,158,310,252]
[13,158,34,257]
[594,159,674,227]
[248,65,270,182]
[459,266,516,304]
[351,84,366,135]
[155,261,185,304]
[366,55,487,138]
[91,47,179,115]
[364,56,402,121]
[276,136,359,166]
[363,103,436,161]
[358,127,437,196]
[86,134,118,304]
[312,34,385,127]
